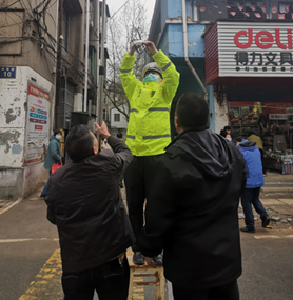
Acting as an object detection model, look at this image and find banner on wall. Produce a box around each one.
[23,83,50,165]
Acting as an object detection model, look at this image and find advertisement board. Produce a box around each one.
[23,83,50,165]
[217,22,293,77]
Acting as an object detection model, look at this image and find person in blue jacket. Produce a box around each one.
[40,129,62,197]
[235,137,270,233]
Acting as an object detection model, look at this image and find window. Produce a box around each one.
[103,95,108,104]
[196,0,266,21]
[279,2,293,19]
[103,108,109,121]
[227,0,265,20]
[114,114,120,122]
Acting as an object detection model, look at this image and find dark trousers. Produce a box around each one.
[41,170,52,197]
[259,149,266,175]
[241,187,268,230]
[124,155,162,252]
[172,280,239,300]
[62,256,130,300]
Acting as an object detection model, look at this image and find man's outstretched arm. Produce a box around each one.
[119,43,141,102]
[95,122,133,176]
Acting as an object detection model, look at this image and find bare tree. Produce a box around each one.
[105,0,150,121]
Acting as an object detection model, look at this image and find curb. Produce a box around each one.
[0,198,23,216]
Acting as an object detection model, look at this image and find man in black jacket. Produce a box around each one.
[138,93,246,300]
[45,122,134,300]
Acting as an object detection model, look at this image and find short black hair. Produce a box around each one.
[234,136,243,143]
[66,125,95,162]
[175,93,209,130]
[224,126,231,131]
[116,132,123,138]
[53,129,61,136]
[220,130,228,138]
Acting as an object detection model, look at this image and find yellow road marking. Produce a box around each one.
[19,248,144,300]
[18,248,63,300]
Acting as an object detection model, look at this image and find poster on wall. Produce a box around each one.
[23,83,50,165]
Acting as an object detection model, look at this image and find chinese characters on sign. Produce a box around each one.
[235,52,293,73]
[0,67,16,79]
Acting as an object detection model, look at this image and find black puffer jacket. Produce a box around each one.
[45,136,135,272]
[138,129,246,289]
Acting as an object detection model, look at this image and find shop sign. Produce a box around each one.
[269,114,287,120]
[217,22,293,77]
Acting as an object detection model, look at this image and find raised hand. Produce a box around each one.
[94,121,111,140]
[142,41,158,55]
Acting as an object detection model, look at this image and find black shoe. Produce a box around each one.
[133,252,144,265]
[240,227,255,233]
[152,254,163,265]
[261,216,271,228]
[40,194,46,198]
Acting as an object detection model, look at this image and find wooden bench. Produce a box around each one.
[128,256,165,300]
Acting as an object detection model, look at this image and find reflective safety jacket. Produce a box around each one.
[120,50,180,157]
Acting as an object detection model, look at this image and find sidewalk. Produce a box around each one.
[261,172,293,194]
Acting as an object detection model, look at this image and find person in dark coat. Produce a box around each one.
[236,137,270,233]
[40,129,62,197]
[138,93,247,300]
[45,122,134,300]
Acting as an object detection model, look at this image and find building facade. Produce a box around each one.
[0,0,109,198]
[149,0,293,173]
[149,0,293,135]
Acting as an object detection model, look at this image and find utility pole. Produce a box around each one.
[98,0,106,126]
[84,0,90,112]
[55,0,64,129]
[95,0,100,120]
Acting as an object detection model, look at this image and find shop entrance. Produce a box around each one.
[229,101,293,174]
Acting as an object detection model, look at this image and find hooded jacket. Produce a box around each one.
[138,129,246,289]
[45,136,135,272]
[120,50,180,157]
[237,140,263,188]
[43,135,62,170]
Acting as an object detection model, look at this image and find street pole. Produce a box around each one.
[95,0,100,120]
[83,0,90,112]
[97,0,106,148]
[55,0,63,129]
[98,0,106,126]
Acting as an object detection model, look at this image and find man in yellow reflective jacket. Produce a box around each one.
[120,41,180,265]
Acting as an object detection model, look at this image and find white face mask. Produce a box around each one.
[56,135,61,140]
[227,138,232,142]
